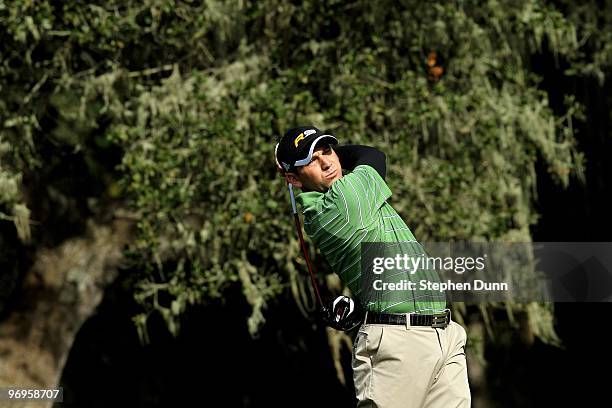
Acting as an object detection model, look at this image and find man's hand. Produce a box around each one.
[320,296,363,331]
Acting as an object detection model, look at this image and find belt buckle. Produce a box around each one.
[431,309,451,328]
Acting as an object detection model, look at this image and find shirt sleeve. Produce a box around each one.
[334,145,387,180]
[327,164,392,229]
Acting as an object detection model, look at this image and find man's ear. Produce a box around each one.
[284,172,302,189]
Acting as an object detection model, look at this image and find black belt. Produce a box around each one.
[365,309,451,328]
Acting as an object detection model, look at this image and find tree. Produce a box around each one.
[1,1,610,404]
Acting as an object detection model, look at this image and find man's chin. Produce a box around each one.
[307,177,340,193]
[321,178,339,192]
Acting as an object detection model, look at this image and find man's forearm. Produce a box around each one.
[334,145,387,180]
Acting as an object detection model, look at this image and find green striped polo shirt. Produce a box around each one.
[295,165,446,314]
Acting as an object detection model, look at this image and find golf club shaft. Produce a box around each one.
[288,183,323,306]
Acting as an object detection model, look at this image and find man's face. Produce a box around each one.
[287,145,343,192]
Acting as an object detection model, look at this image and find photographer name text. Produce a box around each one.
[372,279,509,292]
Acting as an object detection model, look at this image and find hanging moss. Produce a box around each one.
[1,1,610,357]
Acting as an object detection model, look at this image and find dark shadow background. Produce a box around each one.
[57,281,354,408]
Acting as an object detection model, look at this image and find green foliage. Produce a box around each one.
[108,64,292,336]
[1,0,610,344]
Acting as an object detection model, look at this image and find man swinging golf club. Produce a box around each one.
[274,126,471,408]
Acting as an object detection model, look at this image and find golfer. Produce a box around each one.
[274,126,471,408]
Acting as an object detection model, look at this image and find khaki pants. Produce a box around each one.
[352,318,471,408]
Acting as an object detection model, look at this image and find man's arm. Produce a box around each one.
[334,145,386,180]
